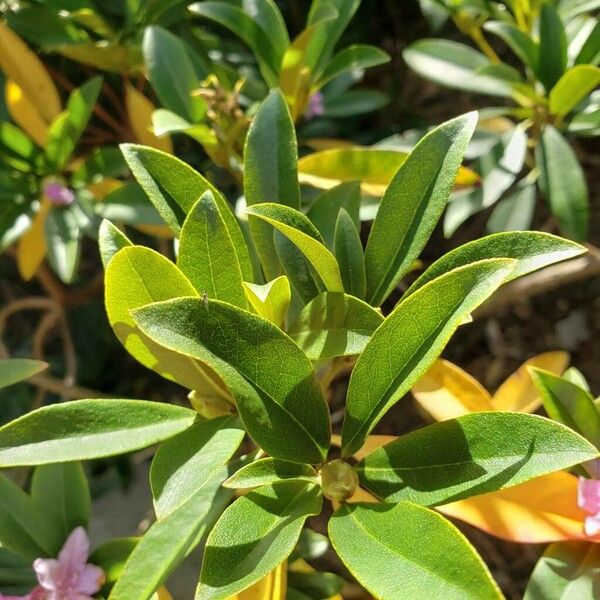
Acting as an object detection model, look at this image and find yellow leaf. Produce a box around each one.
[491,351,570,413]
[411,359,494,421]
[87,178,123,201]
[16,199,51,281]
[303,138,355,151]
[57,42,142,74]
[125,84,173,153]
[5,80,49,146]
[134,224,174,239]
[243,276,291,328]
[228,560,287,600]
[438,472,594,543]
[156,587,173,600]
[298,147,479,197]
[0,23,61,124]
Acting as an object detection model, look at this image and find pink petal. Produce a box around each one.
[577,477,600,515]
[584,513,600,537]
[57,528,89,577]
[33,559,61,592]
[75,564,104,595]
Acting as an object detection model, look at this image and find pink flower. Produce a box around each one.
[577,477,600,536]
[304,92,325,119]
[44,182,75,207]
[0,528,105,600]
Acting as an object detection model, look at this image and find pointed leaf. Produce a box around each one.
[224,458,317,489]
[177,192,247,308]
[538,3,568,91]
[98,219,132,268]
[365,112,477,306]
[0,399,197,466]
[132,297,331,464]
[197,482,322,599]
[329,502,502,600]
[287,292,382,361]
[484,21,538,69]
[0,359,47,390]
[357,412,598,506]
[341,258,516,456]
[334,208,366,298]
[16,199,50,281]
[550,65,600,117]
[5,80,49,146]
[243,276,291,328]
[318,45,390,87]
[44,207,81,284]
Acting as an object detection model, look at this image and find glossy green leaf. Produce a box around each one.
[0,399,197,466]
[45,77,102,171]
[405,231,585,297]
[329,502,502,600]
[288,292,382,361]
[538,3,568,91]
[484,21,538,69]
[524,542,600,600]
[31,462,90,542]
[247,203,344,292]
[0,472,63,560]
[241,0,289,60]
[487,182,536,233]
[0,359,47,389]
[550,65,600,117]
[307,181,361,249]
[132,297,330,464]
[294,528,330,561]
[318,45,390,87]
[177,192,247,308]
[334,208,366,298]
[530,368,600,452]
[365,112,477,306]
[142,26,205,122]
[342,258,515,456]
[223,458,317,489]
[243,276,291,328]
[0,122,41,171]
[120,144,252,278]
[357,412,598,505]
[575,20,600,65]
[536,125,589,241]
[98,219,132,268]
[150,416,244,519]
[44,207,80,284]
[403,39,513,96]
[197,482,322,599]
[244,90,300,279]
[190,2,280,85]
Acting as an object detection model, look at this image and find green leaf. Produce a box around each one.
[538,3,568,91]
[536,125,589,241]
[575,19,600,65]
[223,458,317,489]
[90,538,138,589]
[150,416,244,519]
[241,0,289,61]
[0,122,42,172]
[550,65,600,117]
[0,472,63,560]
[318,45,390,87]
[99,182,165,228]
[307,181,361,249]
[132,297,331,464]
[0,399,197,466]
[405,231,585,297]
[0,359,47,390]
[288,571,345,599]
[44,207,81,284]
[120,144,252,278]
[524,542,600,600]
[197,482,322,599]
[45,77,102,171]
[364,112,477,306]
[334,208,366,298]
[341,258,515,456]
[31,463,90,543]
[243,276,291,328]
[98,219,132,268]
[323,89,389,118]
[246,203,344,292]
[177,192,247,308]
[357,412,598,505]
[142,26,205,122]
[189,2,280,86]
[484,21,538,69]
[244,90,301,279]
[487,182,536,233]
[287,292,382,361]
[403,39,513,96]
[530,368,600,452]
[329,502,502,600]
[293,528,330,561]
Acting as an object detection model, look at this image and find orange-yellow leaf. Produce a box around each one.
[5,80,49,146]
[303,138,355,151]
[134,224,174,239]
[87,178,123,201]
[228,561,287,600]
[125,84,173,153]
[16,199,51,281]
[156,587,173,600]
[0,23,61,124]
[491,351,570,413]
[330,434,396,461]
[411,359,494,421]
[438,472,596,544]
